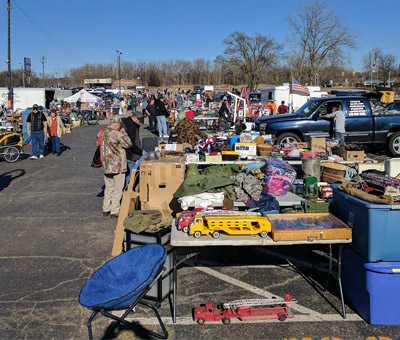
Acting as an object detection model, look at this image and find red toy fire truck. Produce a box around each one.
[194,294,296,325]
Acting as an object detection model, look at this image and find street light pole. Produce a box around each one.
[116,50,122,94]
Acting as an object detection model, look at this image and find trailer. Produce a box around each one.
[0,87,72,112]
[194,295,296,325]
[260,85,328,112]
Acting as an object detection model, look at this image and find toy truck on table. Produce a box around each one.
[189,214,271,239]
[194,295,296,325]
[176,210,261,234]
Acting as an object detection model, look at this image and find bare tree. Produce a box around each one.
[379,54,396,84]
[362,48,396,84]
[218,32,279,92]
[288,0,356,85]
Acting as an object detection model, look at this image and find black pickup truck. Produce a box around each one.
[255,96,400,156]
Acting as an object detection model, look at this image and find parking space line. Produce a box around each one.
[195,266,323,318]
[121,313,362,325]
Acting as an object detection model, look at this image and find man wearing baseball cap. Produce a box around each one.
[100,115,132,218]
[121,111,146,185]
[27,104,48,159]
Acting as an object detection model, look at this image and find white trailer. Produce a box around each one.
[0,87,72,112]
[260,85,328,112]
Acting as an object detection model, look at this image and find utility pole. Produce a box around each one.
[7,0,13,110]
[41,56,46,86]
[116,50,122,94]
[19,62,25,87]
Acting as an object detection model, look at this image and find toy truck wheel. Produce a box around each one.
[183,226,189,233]
[222,317,230,325]
[260,231,268,238]
[212,231,220,239]
[197,318,205,325]
[193,231,202,239]
[278,314,287,322]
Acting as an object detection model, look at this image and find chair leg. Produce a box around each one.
[87,311,98,340]
[138,301,169,339]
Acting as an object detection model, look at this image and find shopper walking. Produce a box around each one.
[76,98,82,117]
[100,116,132,218]
[129,95,137,113]
[121,111,146,185]
[144,99,157,132]
[277,101,288,114]
[47,109,65,156]
[27,104,48,159]
[155,97,169,137]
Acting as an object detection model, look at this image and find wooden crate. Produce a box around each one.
[266,213,352,242]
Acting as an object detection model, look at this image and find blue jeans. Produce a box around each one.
[31,130,45,156]
[51,136,61,153]
[126,153,148,187]
[335,132,346,145]
[131,105,136,112]
[157,116,168,136]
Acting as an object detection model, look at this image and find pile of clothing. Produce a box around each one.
[174,158,296,214]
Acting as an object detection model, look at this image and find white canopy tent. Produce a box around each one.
[64,89,101,105]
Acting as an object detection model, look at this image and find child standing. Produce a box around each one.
[48,109,65,156]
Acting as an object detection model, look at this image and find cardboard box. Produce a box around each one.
[311,137,326,153]
[295,142,309,149]
[206,154,222,162]
[140,160,185,216]
[158,143,185,152]
[234,142,257,156]
[338,147,365,162]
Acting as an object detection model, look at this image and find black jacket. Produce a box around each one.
[155,99,169,117]
[218,102,230,120]
[121,117,143,161]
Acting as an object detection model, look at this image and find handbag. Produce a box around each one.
[91,129,104,168]
[91,146,102,168]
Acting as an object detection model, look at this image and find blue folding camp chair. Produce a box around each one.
[79,244,168,340]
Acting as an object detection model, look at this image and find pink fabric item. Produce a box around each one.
[185,111,195,119]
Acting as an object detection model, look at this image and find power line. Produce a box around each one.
[12,0,89,65]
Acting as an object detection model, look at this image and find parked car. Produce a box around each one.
[255,96,400,156]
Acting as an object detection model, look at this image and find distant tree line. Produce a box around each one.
[0,1,398,91]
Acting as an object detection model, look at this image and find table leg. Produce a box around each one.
[337,245,346,319]
[173,250,177,323]
[324,243,333,291]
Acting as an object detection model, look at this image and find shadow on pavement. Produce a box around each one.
[0,169,25,192]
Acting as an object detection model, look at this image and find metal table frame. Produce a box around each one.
[171,226,349,323]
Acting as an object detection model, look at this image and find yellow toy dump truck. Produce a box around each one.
[189,214,272,239]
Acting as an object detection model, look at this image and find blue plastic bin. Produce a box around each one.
[331,184,400,261]
[228,135,240,149]
[341,246,400,325]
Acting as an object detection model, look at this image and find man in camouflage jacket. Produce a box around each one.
[100,116,132,218]
[175,111,208,147]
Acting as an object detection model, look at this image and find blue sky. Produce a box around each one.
[0,0,399,75]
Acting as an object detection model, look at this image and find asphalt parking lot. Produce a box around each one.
[1,122,400,340]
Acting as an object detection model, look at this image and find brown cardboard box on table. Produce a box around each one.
[311,137,326,153]
[140,160,185,217]
[338,147,365,162]
[295,142,309,149]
